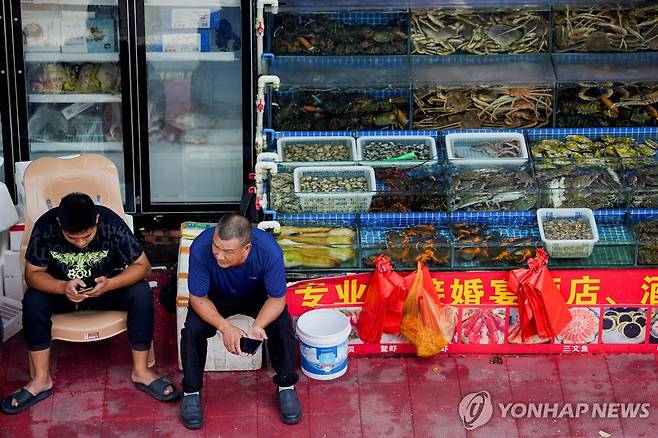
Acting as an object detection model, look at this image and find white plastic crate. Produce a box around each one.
[537,208,599,258]
[276,136,357,166]
[356,135,437,167]
[445,132,528,165]
[293,166,376,213]
[1,296,22,342]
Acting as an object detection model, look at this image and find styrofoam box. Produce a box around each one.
[356,135,437,167]
[276,136,357,166]
[1,296,22,342]
[537,208,599,258]
[445,132,528,165]
[176,309,263,372]
[293,166,376,213]
[2,250,22,302]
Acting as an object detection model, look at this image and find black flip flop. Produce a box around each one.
[134,377,180,402]
[0,387,53,415]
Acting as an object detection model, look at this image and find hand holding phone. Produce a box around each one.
[76,277,96,294]
[239,337,263,355]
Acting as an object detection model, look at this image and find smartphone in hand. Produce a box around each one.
[239,337,263,355]
[76,277,96,293]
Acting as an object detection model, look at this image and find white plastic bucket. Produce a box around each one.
[296,309,351,380]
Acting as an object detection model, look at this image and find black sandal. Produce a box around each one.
[0,387,53,415]
[134,377,180,402]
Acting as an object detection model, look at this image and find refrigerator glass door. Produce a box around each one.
[144,0,243,204]
[0,115,4,183]
[20,0,127,201]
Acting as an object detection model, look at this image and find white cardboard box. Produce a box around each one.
[2,250,22,302]
[9,224,24,252]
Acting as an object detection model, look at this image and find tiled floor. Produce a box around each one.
[2,287,658,437]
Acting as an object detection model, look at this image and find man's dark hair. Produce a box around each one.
[57,192,97,232]
[216,213,252,246]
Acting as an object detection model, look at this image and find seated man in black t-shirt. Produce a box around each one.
[0,193,180,414]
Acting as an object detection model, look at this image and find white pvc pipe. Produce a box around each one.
[255,75,280,153]
[257,152,279,162]
[254,161,278,199]
[255,0,279,75]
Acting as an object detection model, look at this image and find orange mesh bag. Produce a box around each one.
[400,261,457,357]
[507,248,572,341]
[357,255,406,343]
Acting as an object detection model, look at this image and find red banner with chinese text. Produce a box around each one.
[286,269,658,355]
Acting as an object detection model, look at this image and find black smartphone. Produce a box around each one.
[76,277,96,293]
[239,337,263,355]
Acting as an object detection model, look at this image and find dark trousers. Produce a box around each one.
[22,281,154,352]
[180,291,298,393]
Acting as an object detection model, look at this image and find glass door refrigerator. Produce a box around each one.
[137,0,251,213]
[1,3,15,194]
[14,0,135,210]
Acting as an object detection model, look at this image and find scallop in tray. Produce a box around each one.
[293,166,376,213]
[356,135,438,167]
[445,132,528,165]
[276,136,357,166]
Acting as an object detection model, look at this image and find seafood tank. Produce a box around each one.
[411,6,549,55]
[534,158,628,209]
[547,210,636,268]
[369,165,447,213]
[360,213,452,269]
[413,83,553,130]
[271,86,410,131]
[273,216,359,270]
[630,210,658,266]
[447,163,537,211]
[553,2,658,53]
[557,82,658,127]
[269,10,408,55]
[411,55,555,130]
[624,158,658,209]
[450,211,540,269]
[553,53,658,127]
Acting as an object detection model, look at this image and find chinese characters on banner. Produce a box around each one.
[287,269,658,355]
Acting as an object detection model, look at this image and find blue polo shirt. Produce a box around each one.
[188,227,286,299]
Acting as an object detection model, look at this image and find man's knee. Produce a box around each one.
[182,308,215,340]
[124,281,153,309]
[22,288,52,317]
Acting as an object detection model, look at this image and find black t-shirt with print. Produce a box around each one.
[25,205,143,281]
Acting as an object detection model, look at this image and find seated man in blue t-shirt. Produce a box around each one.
[179,214,300,430]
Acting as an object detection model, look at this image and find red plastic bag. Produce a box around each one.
[400,261,457,357]
[357,255,406,343]
[507,248,572,341]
